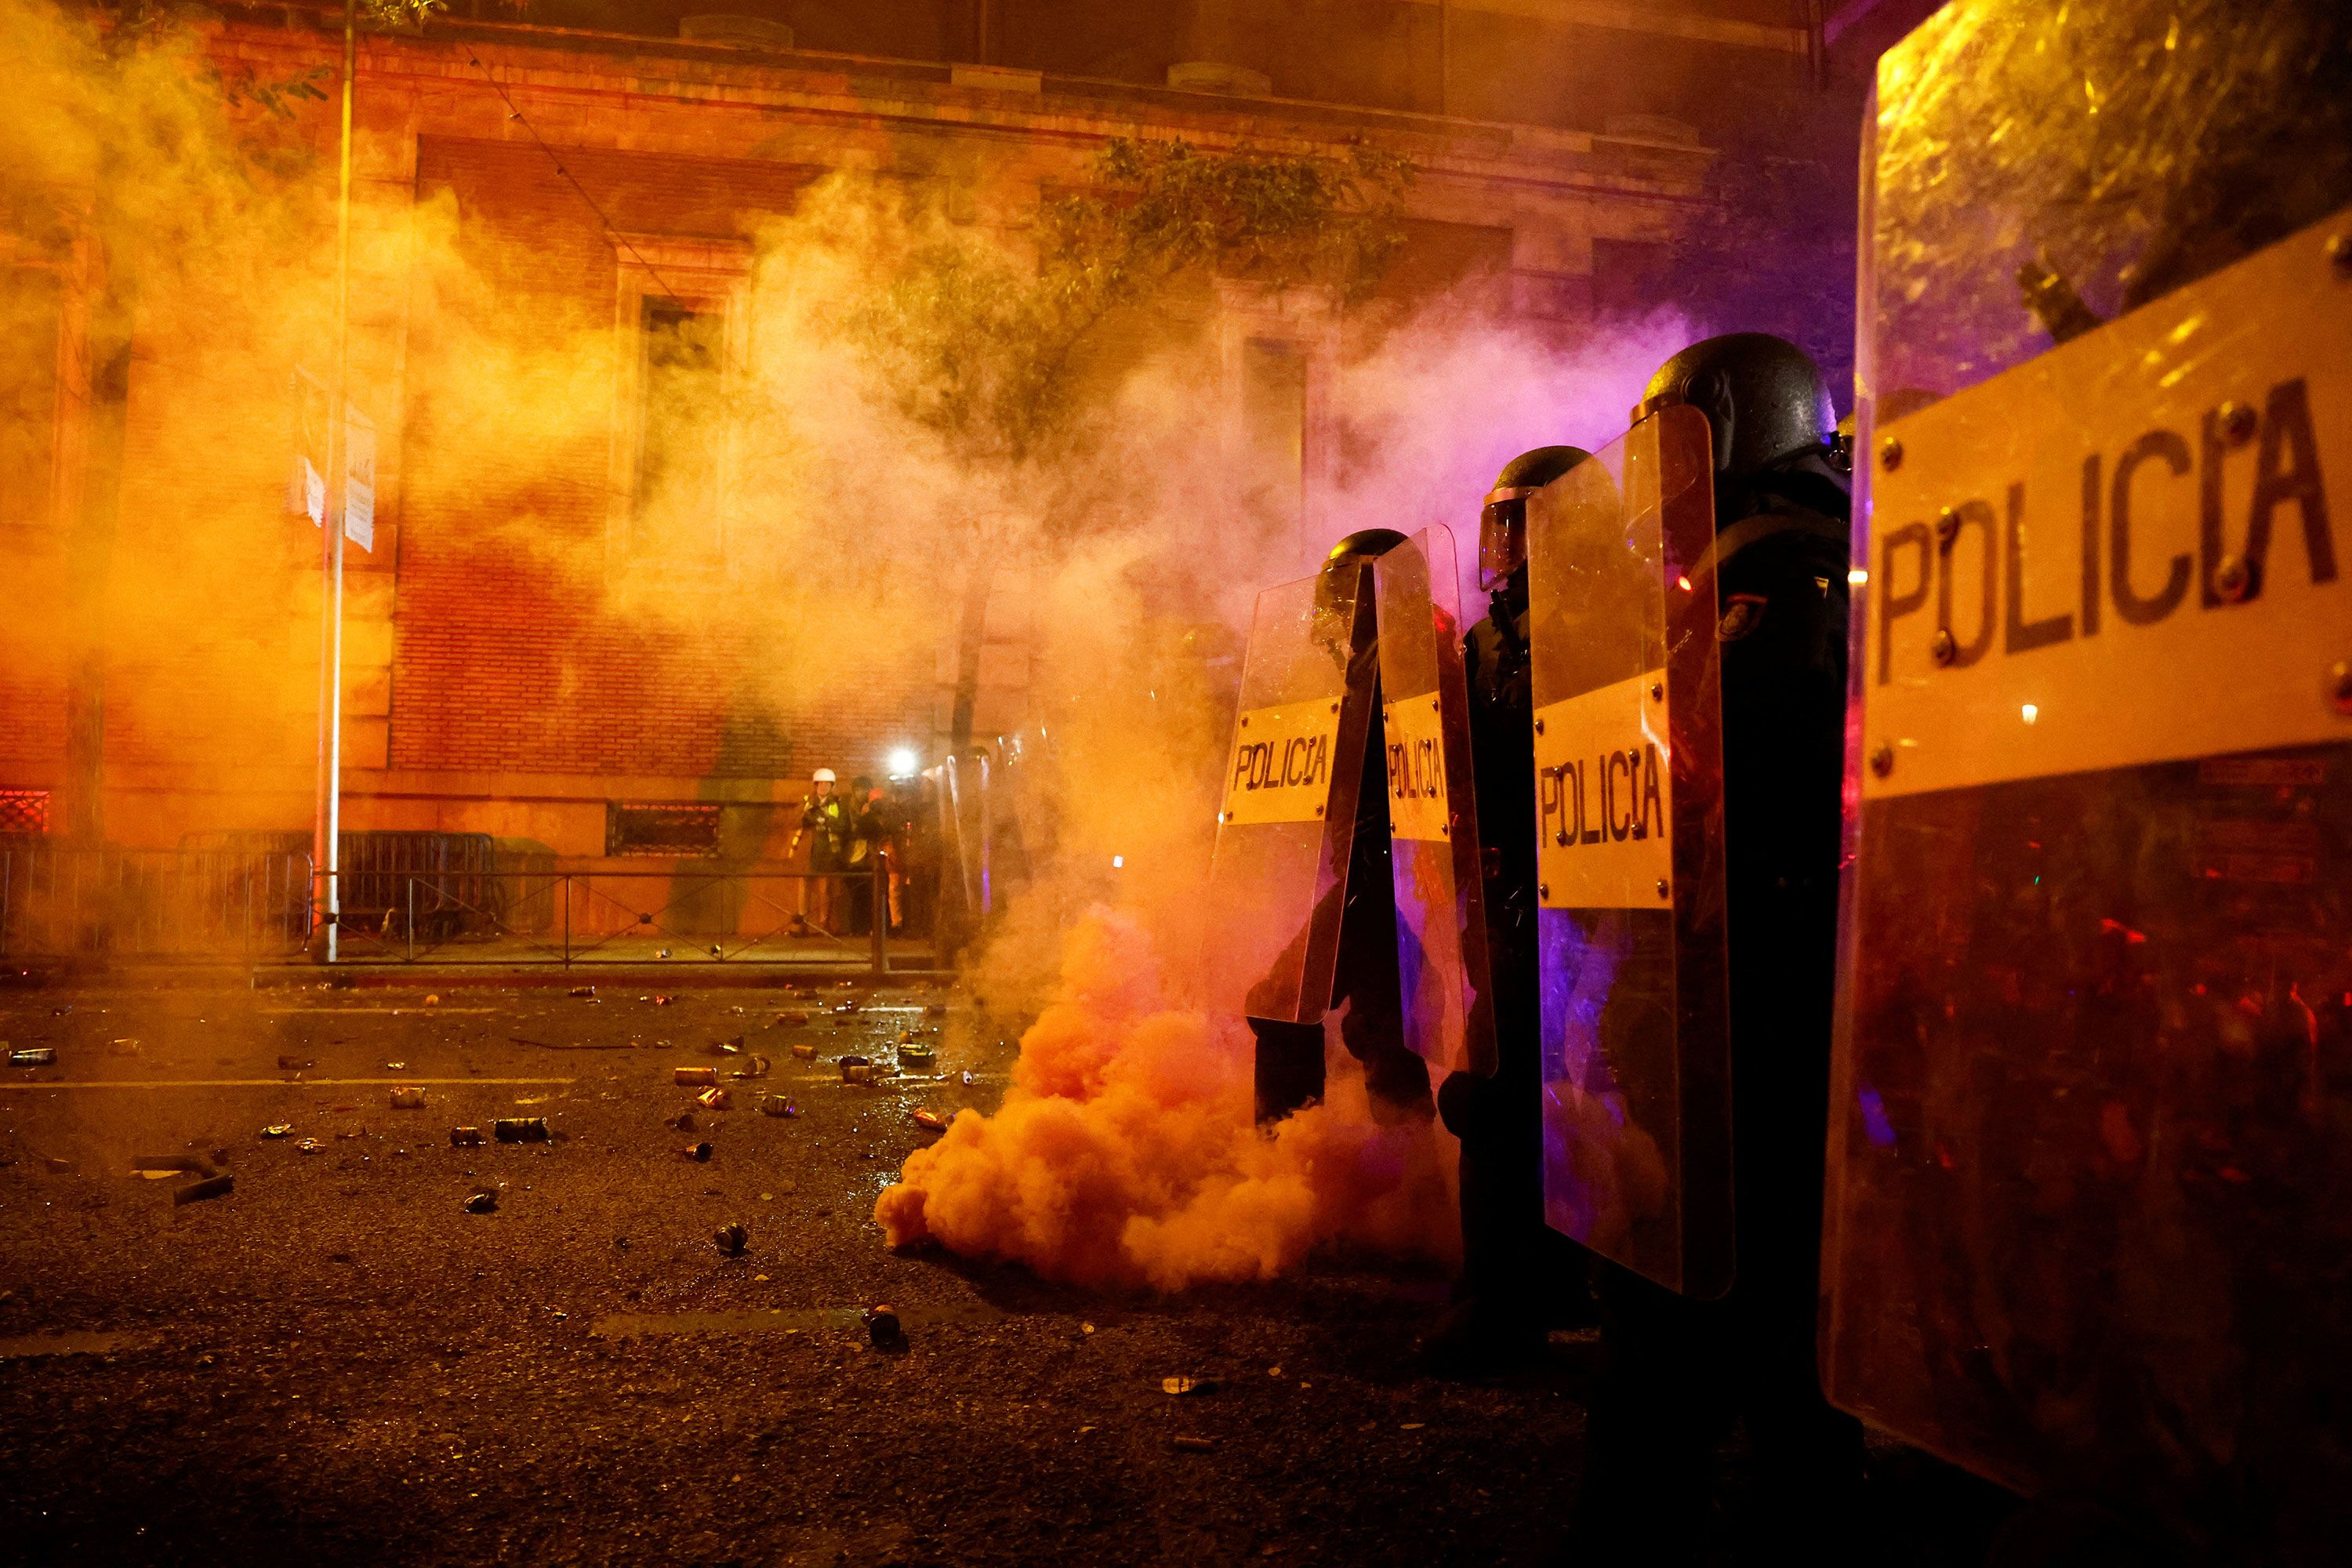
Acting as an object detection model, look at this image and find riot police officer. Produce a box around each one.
[1571,334,1862,1558]
[1418,446,1596,1375]
[1250,528,1434,1127]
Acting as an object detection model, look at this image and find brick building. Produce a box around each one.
[0,0,1889,880]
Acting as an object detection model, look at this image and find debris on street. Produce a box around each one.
[911,1109,947,1133]
[494,1118,551,1144]
[295,1139,323,1155]
[10,1047,57,1066]
[865,1305,904,1348]
[173,1174,234,1206]
[276,1055,314,1071]
[684,1142,713,1162]
[449,1127,485,1148]
[839,1054,873,1085]
[1171,1436,1218,1454]
[464,1190,498,1214]
[107,1038,140,1056]
[729,1054,771,1080]
[713,1222,749,1257]
[789,1043,816,1061]
[694,1087,730,1110]
[673,1066,717,1087]
[1163,1376,1216,1396]
[666,1112,696,1132]
[759,1095,799,1119]
[388,1086,427,1110]
[567,985,596,998]
[260,1124,293,1140]
[924,1003,949,1017]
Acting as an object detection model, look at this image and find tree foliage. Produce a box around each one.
[853,137,1414,464]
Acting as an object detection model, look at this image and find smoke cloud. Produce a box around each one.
[877,912,1461,1290]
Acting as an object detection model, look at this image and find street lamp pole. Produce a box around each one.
[313,0,356,961]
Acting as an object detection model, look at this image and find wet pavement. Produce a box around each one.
[0,979,2007,1565]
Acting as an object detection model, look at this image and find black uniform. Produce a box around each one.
[1432,568,1553,1326]
[1576,449,1864,1557]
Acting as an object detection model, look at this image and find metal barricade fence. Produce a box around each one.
[0,845,314,960]
[327,849,935,973]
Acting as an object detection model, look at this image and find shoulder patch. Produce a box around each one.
[1717,593,1769,642]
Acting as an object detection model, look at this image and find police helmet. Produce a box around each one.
[1634,333,1833,477]
[1310,528,1406,666]
[1479,445,1592,590]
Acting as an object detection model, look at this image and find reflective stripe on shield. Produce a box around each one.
[1826,0,2352,1545]
[1528,405,1732,1297]
[1203,564,1381,1024]
[1372,528,1497,1078]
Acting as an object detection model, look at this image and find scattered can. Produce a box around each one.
[449,1126,486,1149]
[898,1045,938,1074]
[667,1111,697,1133]
[108,1038,140,1057]
[695,1087,731,1110]
[464,1190,499,1214]
[911,1109,947,1133]
[865,1305,903,1348]
[839,1054,874,1085]
[789,1043,817,1062]
[759,1095,800,1119]
[729,1054,771,1080]
[713,1222,749,1257]
[673,1066,717,1087]
[295,1138,324,1155]
[9,1047,57,1067]
[388,1086,427,1110]
[260,1124,294,1140]
[685,1142,713,1162]
[568,985,597,998]
[494,1117,551,1144]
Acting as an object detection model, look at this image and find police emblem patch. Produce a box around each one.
[1716,593,1768,641]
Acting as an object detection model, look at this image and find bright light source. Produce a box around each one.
[2021,703,2038,725]
[887,746,918,777]
[1676,575,1693,592]
[1112,855,1125,869]
[1848,568,1869,585]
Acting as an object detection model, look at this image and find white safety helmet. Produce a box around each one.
[811,768,837,784]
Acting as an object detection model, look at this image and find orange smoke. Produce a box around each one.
[876,915,1459,1290]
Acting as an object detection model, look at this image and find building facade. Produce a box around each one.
[0,0,1861,878]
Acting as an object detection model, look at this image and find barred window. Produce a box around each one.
[0,789,51,835]
[606,802,722,858]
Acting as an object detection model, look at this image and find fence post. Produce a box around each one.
[561,873,571,968]
[406,876,416,964]
[870,853,887,978]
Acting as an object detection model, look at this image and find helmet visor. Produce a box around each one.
[1478,496,1527,590]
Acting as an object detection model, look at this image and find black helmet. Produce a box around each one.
[1634,333,1832,478]
[1311,528,1406,666]
[1479,446,1592,590]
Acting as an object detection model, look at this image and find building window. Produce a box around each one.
[1240,335,1307,535]
[606,801,723,858]
[0,267,63,535]
[0,789,52,835]
[607,234,752,571]
[635,298,724,535]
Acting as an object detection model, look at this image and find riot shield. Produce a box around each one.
[1824,2,2352,1552]
[1201,564,1381,1024]
[1372,527,1496,1078]
[1526,405,1731,1297]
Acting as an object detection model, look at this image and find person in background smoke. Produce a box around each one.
[1249,529,1434,1129]
[1569,333,1862,1562]
[790,767,848,935]
[1418,445,1599,1377]
[844,776,886,935]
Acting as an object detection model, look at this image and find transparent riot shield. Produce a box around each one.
[1527,405,1730,1297]
[1825,2,2352,1552]
[1201,564,1381,1024]
[1372,528,1496,1078]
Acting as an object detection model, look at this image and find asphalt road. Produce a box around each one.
[0,978,2009,1566]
